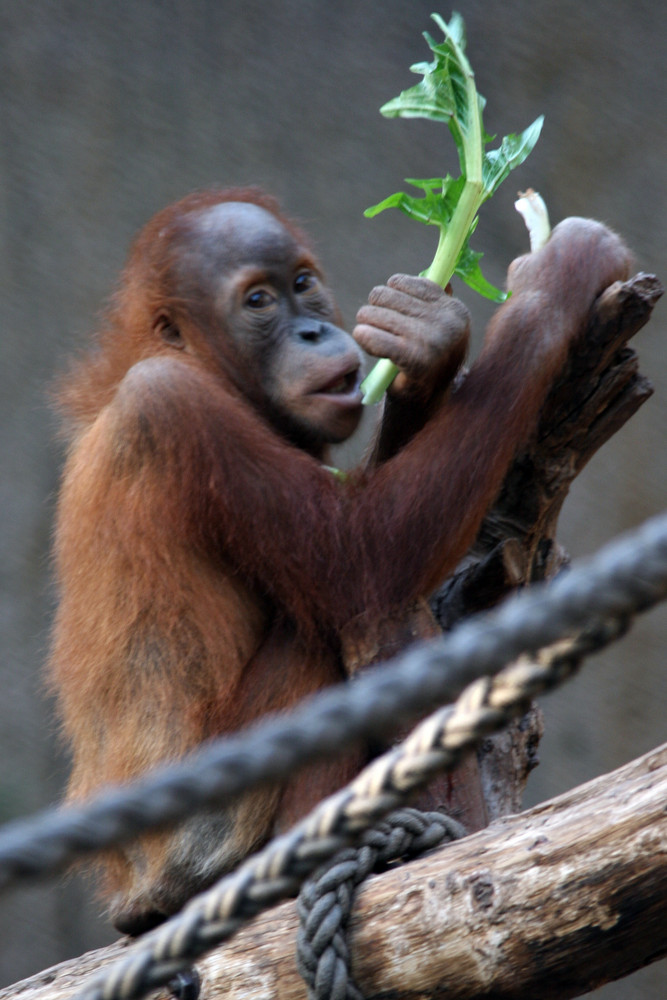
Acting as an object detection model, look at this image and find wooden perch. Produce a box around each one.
[434,271,662,830]
[434,270,663,622]
[5,742,665,1000]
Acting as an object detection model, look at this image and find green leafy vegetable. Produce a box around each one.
[361,12,543,404]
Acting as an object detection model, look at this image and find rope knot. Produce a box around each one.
[296,808,465,1000]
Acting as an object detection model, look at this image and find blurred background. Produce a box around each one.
[0,1,665,995]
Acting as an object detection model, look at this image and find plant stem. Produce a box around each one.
[425,176,482,286]
[427,45,484,285]
[361,45,484,406]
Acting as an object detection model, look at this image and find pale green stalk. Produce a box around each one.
[361,28,484,405]
[425,170,482,287]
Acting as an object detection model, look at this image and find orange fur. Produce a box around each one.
[49,191,631,933]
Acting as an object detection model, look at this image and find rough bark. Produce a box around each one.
[434,271,662,619]
[435,272,661,822]
[4,743,665,1000]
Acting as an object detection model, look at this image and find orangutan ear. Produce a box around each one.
[153,311,184,349]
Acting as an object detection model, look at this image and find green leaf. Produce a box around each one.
[365,175,465,229]
[482,116,544,199]
[380,12,478,174]
[361,12,542,404]
[380,61,458,125]
[453,244,508,303]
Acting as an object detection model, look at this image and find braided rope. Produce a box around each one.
[1,512,666,894]
[76,602,663,1000]
[296,809,465,1000]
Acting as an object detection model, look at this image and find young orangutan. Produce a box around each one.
[50,188,631,932]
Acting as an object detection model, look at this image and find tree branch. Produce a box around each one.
[434,271,663,619]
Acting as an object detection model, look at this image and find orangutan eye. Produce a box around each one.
[294,271,318,294]
[244,287,276,310]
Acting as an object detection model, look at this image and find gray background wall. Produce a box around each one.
[0,1,665,995]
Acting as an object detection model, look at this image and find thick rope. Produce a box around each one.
[296,809,465,1000]
[1,511,666,893]
[293,627,619,1000]
[75,609,661,1000]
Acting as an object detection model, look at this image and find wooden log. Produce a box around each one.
[4,742,665,1000]
[434,271,663,621]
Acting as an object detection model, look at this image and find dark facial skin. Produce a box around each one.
[178,202,364,457]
